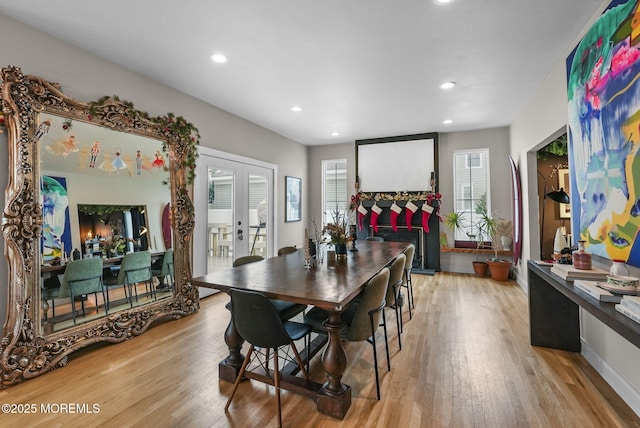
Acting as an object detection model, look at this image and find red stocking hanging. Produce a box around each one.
[371,203,382,232]
[422,202,434,232]
[390,202,402,232]
[405,201,418,231]
[357,203,368,232]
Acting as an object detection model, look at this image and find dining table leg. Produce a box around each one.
[219,297,245,383]
[317,310,351,419]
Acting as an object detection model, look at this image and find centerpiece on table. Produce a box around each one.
[102,236,127,257]
[323,209,352,257]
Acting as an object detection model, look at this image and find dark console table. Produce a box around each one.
[528,260,640,352]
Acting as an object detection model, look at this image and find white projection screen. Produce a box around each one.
[356,133,438,193]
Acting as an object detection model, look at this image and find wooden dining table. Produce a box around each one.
[190,240,409,419]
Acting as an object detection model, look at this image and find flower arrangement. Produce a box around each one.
[323,209,352,245]
[102,237,128,255]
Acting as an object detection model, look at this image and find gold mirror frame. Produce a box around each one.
[0,65,199,387]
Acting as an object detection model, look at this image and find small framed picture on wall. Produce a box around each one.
[285,176,302,222]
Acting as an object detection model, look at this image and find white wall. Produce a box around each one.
[510,0,640,416]
[0,13,308,327]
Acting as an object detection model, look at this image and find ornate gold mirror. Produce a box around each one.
[0,65,199,387]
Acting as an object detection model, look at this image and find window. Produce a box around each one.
[322,159,347,225]
[209,169,232,209]
[466,152,483,169]
[452,149,490,244]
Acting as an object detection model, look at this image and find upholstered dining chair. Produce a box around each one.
[41,277,61,320]
[277,246,297,256]
[225,288,311,428]
[151,249,174,290]
[231,255,306,320]
[304,267,391,400]
[56,257,107,324]
[232,255,264,267]
[366,236,384,241]
[104,251,152,310]
[401,244,416,319]
[385,253,406,350]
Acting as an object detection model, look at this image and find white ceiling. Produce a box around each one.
[0,0,603,145]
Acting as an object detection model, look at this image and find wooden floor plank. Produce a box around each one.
[1,271,639,427]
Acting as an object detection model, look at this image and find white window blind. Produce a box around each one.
[322,159,347,225]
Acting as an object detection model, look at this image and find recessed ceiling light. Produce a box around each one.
[443,119,454,124]
[331,132,340,137]
[440,81,456,89]
[433,0,454,5]
[291,106,302,112]
[210,53,229,64]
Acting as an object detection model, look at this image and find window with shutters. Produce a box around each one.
[322,159,347,226]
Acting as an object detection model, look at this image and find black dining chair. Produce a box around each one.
[225,288,311,428]
[231,255,306,320]
[304,267,391,400]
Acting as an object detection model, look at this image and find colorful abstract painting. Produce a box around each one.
[41,176,72,261]
[566,0,640,266]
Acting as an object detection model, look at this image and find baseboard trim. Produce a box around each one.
[581,339,640,417]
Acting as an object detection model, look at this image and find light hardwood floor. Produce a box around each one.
[1,272,639,427]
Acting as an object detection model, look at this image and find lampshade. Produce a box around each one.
[545,188,570,204]
[553,227,567,253]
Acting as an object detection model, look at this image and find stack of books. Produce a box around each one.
[615,296,640,323]
[550,263,609,282]
[573,279,621,303]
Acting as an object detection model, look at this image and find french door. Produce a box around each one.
[193,148,275,297]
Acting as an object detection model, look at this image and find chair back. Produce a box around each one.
[277,246,297,256]
[230,288,292,348]
[233,255,264,267]
[403,244,415,273]
[117,251,152,284]
[345,267,390,342]
[366,237,384,241]
[386,254,405,306]
[57,257,103,298]
[160,249,174,277]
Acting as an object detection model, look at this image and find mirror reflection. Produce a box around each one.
[39,113,173,332]
[77,204,149,257]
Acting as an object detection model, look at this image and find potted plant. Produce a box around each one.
[471,200,513,281]
[443,193,512,279]
[443,209,490,277]
[465,195,511,281]
[484,215,512,281]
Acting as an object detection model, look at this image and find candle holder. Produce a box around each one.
[349,224,358,251]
